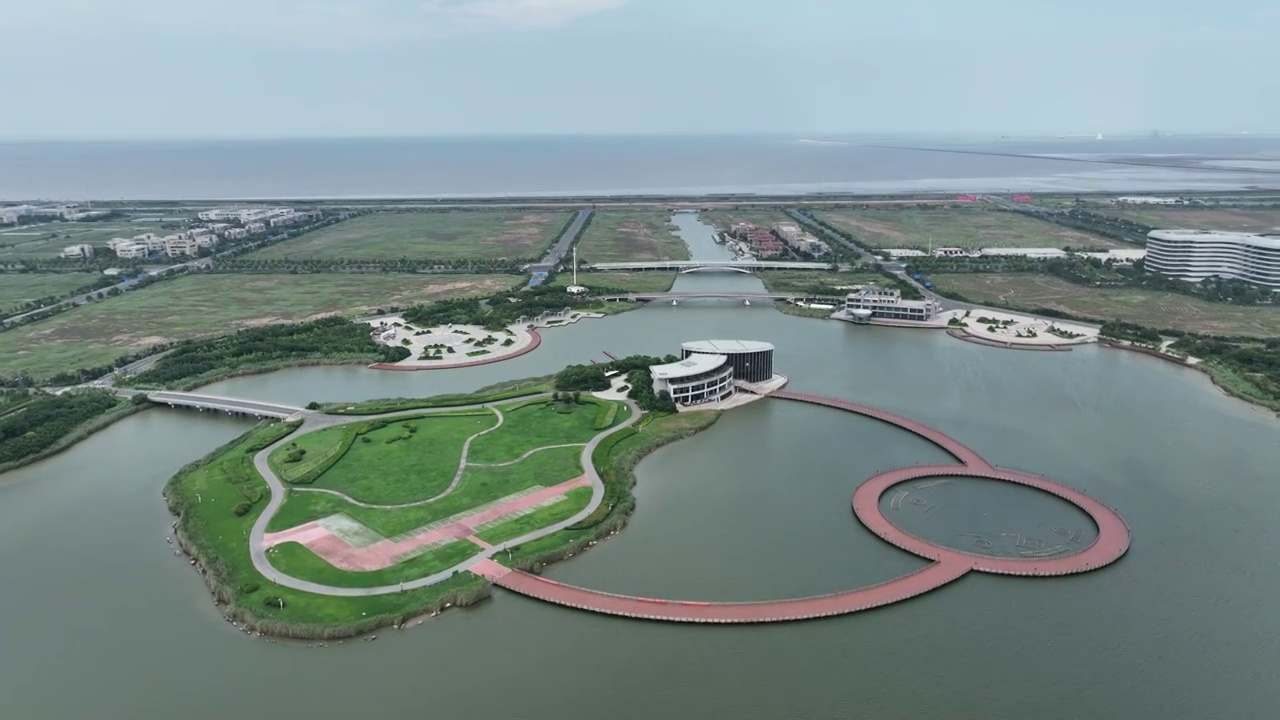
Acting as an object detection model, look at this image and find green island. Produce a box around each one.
[162,361,717,639]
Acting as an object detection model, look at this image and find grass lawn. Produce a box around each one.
[1098,207,1280,233]
[758,270,887,295]
[250,211,571,261]
[167,421,489,633]
[266,540,482,588]
[577,211,688,263]
[478,486,593,545]
[268,445,584,537]
[548,271,676,294]
[307,412,497,504]
[0,272,101,312]
[932,273,1280,336]
[700,209,796,231]
[0,273,514,380]
[818,208,1127,250]
[468,398,611,464]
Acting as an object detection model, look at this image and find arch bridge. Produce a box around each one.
[586,260,832,274]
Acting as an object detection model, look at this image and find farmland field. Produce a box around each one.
[1097,207,1280,233]
[576,211,688,263]
[251,211,571,261]
[0,273,515,380]
[932,273,1280,336]
[0,272,102,312]
[818,208,1127,250]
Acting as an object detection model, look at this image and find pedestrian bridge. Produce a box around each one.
[147,391,306,419]
[587,260,832,274]
[599,291,843,304]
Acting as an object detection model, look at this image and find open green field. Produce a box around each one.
[251,211,571,261]
[577,211,688,263]
[478,486,593,545]
[1097,207,1280,233]
[932,273,1280,336]
[0,221,178,260]
[548,271,676,294]
[758,270,888,295]
[267,540,482,589]
[165,421,489,635]
[275,412,498,505]
[818,209,1127,250]
[268,445,584,537]
[700,209,796,231]
[0,273,513,380]
[469,398,612,464]
[0,272,101,312]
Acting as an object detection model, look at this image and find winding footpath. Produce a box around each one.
[245,389,1130,624]
[248,395,641,597]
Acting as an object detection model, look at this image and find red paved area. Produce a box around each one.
[368,328,542,371]
[264,474,588,571]
[477,391,1129,623]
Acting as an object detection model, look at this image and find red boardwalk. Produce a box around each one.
[472,391,1129,623]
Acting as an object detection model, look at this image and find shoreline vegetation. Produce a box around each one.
[162,369,718,639]
[0,392,149,477]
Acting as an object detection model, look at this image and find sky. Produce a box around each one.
[1,0,1277,140]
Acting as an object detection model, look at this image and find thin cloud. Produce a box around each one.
[440,0,628,29]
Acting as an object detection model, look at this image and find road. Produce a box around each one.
[526,209,594,281]
[246,394,642,597]
[785,209,939,303]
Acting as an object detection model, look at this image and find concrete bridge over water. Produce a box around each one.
[146,391,306,419]
[599,291,844,305]
[587,260,833,274]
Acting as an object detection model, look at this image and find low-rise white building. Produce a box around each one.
[223,227,249,240]
[114,242,151,259]
[165,236,201,257]
[60,244,94,259]
[1145,229,1280,287]
[245,222,267,234]
[844,287,940,322]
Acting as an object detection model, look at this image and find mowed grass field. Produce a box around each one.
[1100,207,1280,233]
[819,209,1127,250]
[0,272,102,311]
[577,211,688,263]
[933,273,1280,336]
[0,221,177,260]
[0,273,514,379]
[251,211,571,261]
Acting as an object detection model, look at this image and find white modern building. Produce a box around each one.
[681,340,776,384]
[114,242,150,259]
[650,354,736,406]
[165,236,201,257]
[60,244,94,259]
[844,287,940,322]
[1145,229,1280,288]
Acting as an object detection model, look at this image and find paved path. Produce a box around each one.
[248,394,642,597]
[480,391,1129,623]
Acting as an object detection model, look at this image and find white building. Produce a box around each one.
[114,242,151,259]
[195,235,218,249]
[650,354,736,406]
[1114,196,1185,205]
[1145,229,1280,288]
[223,227,249,240]
[844,287,939,322]
[60,244,94,259]
[165,236,201,257]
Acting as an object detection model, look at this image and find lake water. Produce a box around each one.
[3,135,1278,200]
[2,214,1280,719]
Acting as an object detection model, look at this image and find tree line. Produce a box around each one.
[130,316,410,387]
[0,389,121,465]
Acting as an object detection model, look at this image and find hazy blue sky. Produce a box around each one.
[3,0,1276,139]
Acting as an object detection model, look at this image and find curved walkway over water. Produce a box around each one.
[483,391,1129,623]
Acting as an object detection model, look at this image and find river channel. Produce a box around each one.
[2,214,1279,719]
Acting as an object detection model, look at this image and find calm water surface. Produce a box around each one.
[2,216,1280,719]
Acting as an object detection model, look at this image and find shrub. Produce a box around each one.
[240,582,260,595]
[361,435,372,443]
[233,502,253,516]
[263,595,287,609]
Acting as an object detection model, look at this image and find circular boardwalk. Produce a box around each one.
[482,390,1131,623]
